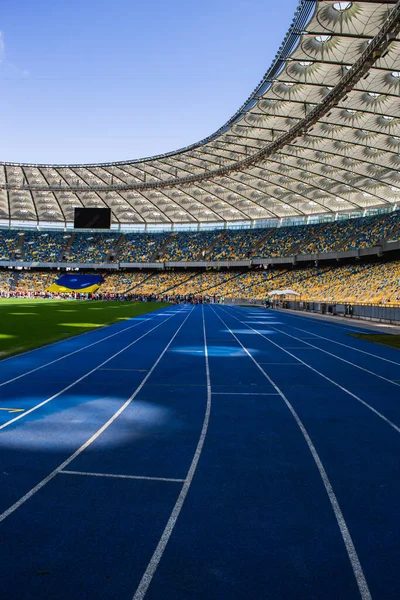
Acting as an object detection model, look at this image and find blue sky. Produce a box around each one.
[0,0,299,164]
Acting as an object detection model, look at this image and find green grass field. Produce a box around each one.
[0,299,169,359]
[351,333,400,350]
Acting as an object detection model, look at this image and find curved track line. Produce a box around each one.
[0,310,179,430]
[266,308,370,334]
[0,308,194,524]
[225,305,400,435]
[0,303,170,365]
[211,305,371,600]
[283,322,400,367]
[132,304,212,600]
[0,309,172,388]
[263,325,400,389]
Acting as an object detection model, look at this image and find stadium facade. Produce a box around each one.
[0,0,400,231]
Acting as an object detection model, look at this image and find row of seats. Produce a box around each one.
[168,271,240,296]
[13,271,55,292]
[161,231,221,262]
[0,231,22,261]
[23,231,67,262]
[118,233,170,263]
[0,211,399,263]
[2,260,399,304]
[65,232,118,263]
[133,272,194,295]
[100,272,149,294]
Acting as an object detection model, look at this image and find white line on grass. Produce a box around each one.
[0,308,194,524]
[0,311,180,431]
[211,305,371,600]
[132,304,212,600]
[225,305,400,434]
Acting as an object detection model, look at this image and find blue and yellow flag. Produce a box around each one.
[47,274,104,294]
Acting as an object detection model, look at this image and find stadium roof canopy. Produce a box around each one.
[1,0,400,228]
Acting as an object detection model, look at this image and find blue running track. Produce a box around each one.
[1,303,400,599]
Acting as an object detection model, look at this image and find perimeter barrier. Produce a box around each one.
[277,301,400,325]
[226,298,400,325]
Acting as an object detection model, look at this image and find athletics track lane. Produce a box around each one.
[0,304,400,599]
[213,304,400,600]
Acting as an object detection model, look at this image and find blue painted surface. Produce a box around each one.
[0,304,400,599]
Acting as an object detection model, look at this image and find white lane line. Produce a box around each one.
[273,310,372,334]
[224,306,400,435]
[285,323,400,367]
[0,308,194,524]
[212,392,279,396]
[0,314,158,388]
[60,471,185,483]
[0,311,180,431]
[0,309,131,364]
[232,308,400,388]
[258,362,301,366]
[132,304,212,600]
[0,303,183,367]
[281,347,319,350]
[265,327,400,389]
[211,306,371,600]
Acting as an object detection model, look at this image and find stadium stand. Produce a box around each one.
[209,268,320,299]
[100,271,151,294]
[65,232,119,263]
[0,209,399,305]
[14,271,56,293]
[208,229,268,260]
[118,232,171,263]
[22,231,68,262]
[0,231,23,261]
[0,211,400,264]
[132,271,197,295]
[160,231,220,262]
[1,258,399,304]
[346,211,400,250]
[0,270,14,293]
[255,224,318,258]
[294,261,400,305]
[171,271,241,297]
[299,217,370,255]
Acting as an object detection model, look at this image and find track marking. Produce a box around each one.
[284,323,400,367]
[60,471,185,483]
[0,315,158,388]
[212,392,279,396]
[0,308,194,524]
[132,304,212,600]
[281,347,319,350]
[98,368,148,372]
[267,326,400,389]
[211,305,371,600]
[0,311,180,431]
[225,305,400,435]
[269,309,375,334]
[258,362,301,365]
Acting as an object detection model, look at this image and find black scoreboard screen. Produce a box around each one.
[74,207,111,229]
